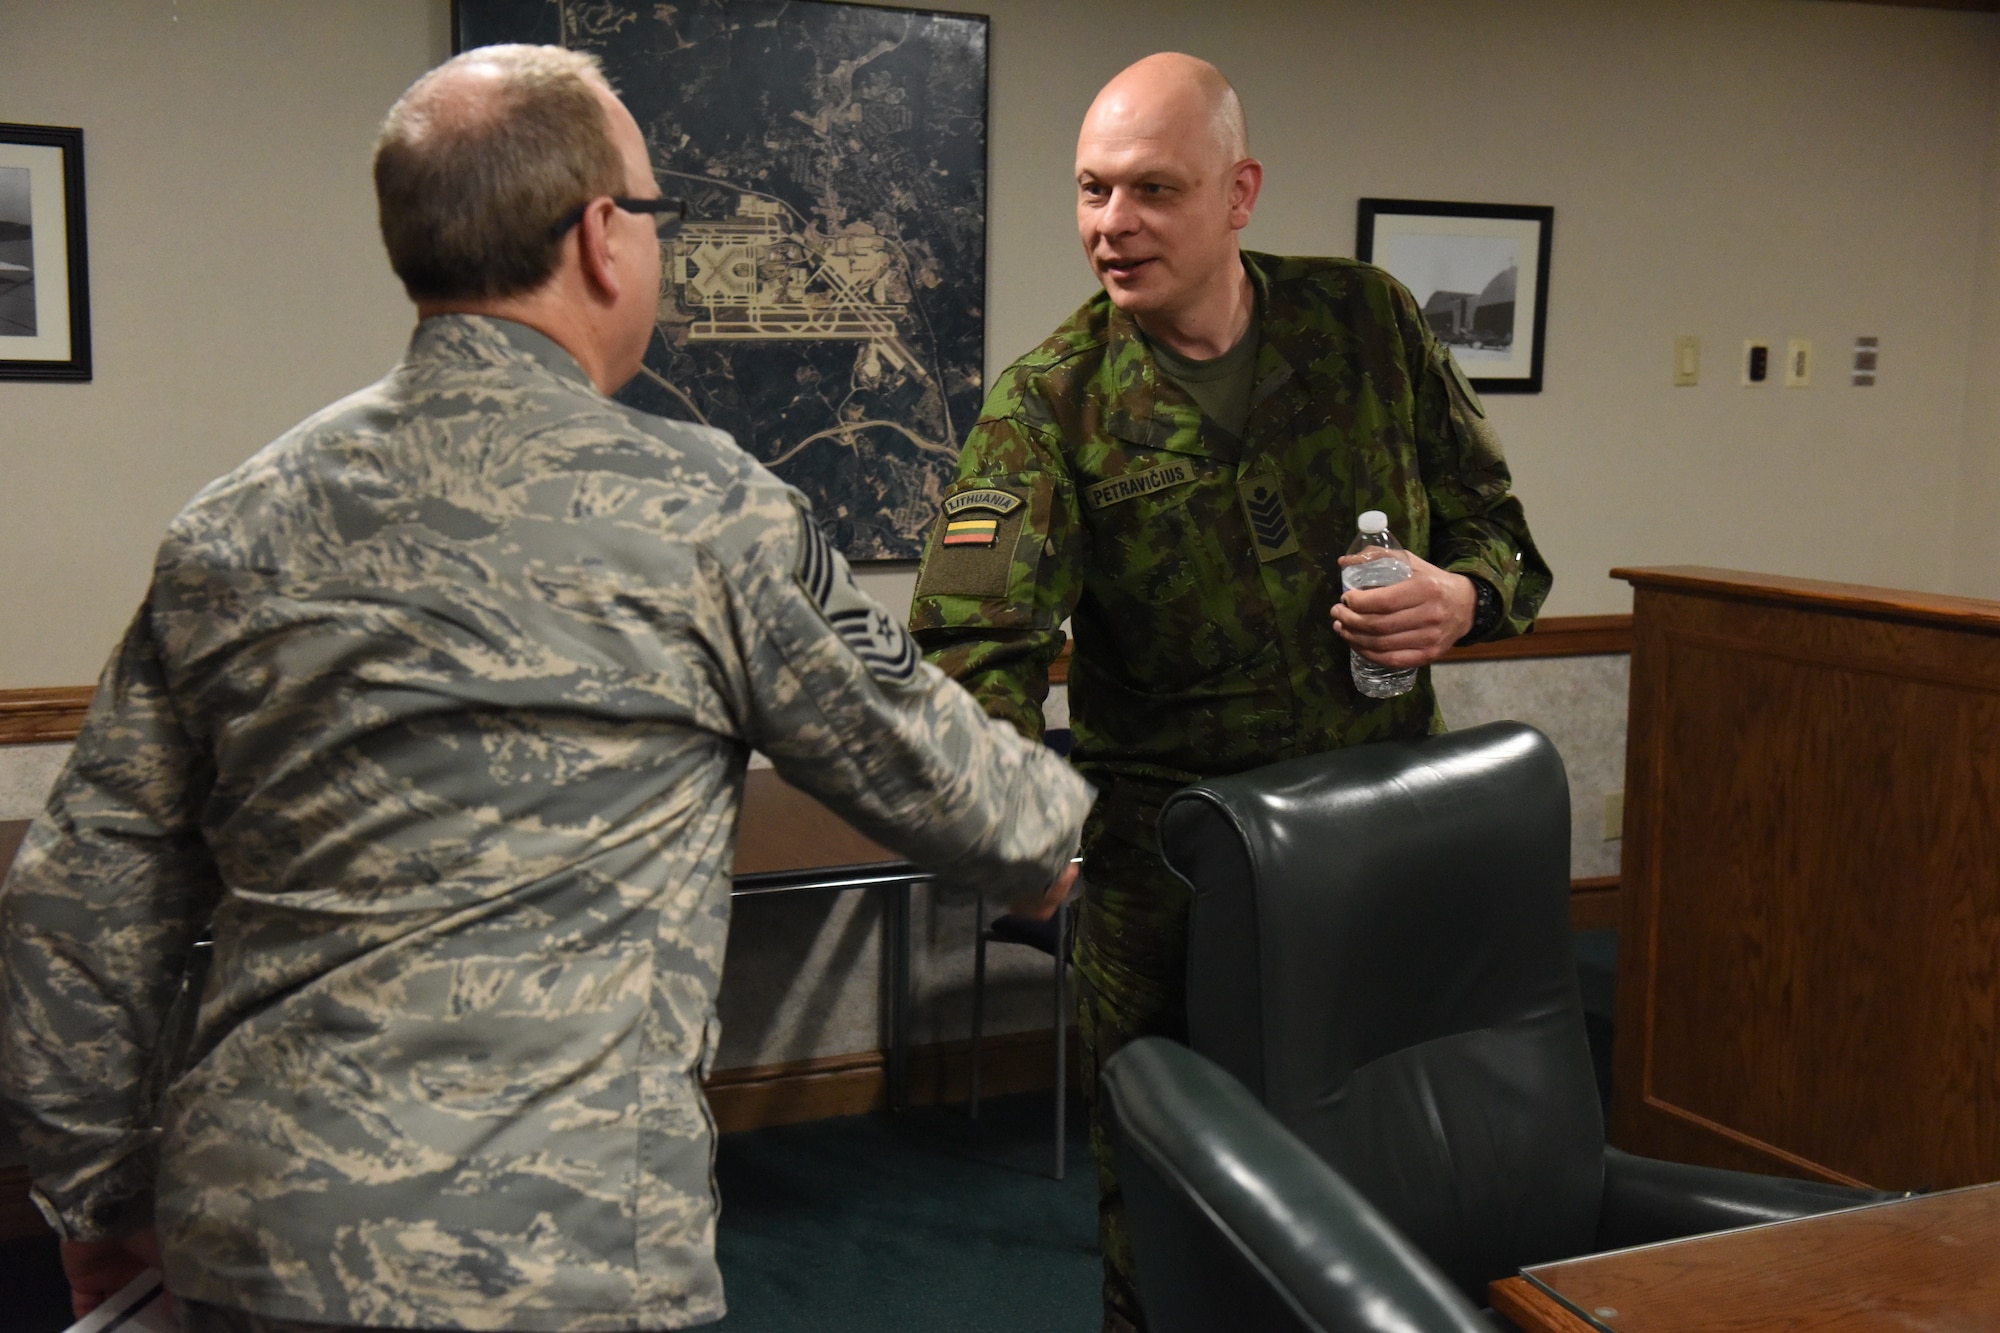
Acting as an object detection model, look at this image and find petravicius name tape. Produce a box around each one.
[1085,460,1193,510]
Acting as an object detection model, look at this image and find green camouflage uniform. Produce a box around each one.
[909,253,1550,1330]
[0,315,1092,1332]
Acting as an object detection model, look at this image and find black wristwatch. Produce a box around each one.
[1461,575,1504,643]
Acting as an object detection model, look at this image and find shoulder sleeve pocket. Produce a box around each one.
[911,473,1052,627]
[1431,346,1511,497]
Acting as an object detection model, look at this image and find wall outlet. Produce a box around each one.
[1785,338,1812,387]
[1853,336,1878,387]
[1602,790,1625,841]
[1743,340,1770,385]
[1673,335,1700,386]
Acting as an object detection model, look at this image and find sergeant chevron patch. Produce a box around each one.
[795,509,919,687]
[1237,471,1299,562]
[796,507,837,605]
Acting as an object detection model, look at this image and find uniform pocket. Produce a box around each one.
[1082,457,1274,693]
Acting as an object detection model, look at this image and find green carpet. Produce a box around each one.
[2,1093,1100,1333]
[714,1090,1100,1331]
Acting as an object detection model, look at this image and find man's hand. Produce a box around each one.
[1008,859,1081,922]
[1331,552,1477,668]
[61,1226,161,1318]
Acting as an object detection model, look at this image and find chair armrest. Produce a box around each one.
[1106,1038,1491,1333]
[1596,1145,1906,1251]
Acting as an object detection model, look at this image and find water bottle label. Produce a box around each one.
[1236,472,1299,562]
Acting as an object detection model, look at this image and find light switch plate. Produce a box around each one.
[1785,338,1812,387]
[1673,336,1699,386]
[1602,791,1625,841]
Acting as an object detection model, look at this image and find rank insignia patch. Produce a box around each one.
[1237,472,1300,562]
[796,508,919,687]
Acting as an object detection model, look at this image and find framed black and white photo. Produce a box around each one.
[0,123,91,382]
[1355,199,1551,394]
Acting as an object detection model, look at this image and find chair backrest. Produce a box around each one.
[1103,1036,1491,1333]
[1157,722,1604,1302]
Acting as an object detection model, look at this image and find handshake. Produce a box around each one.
[1010,857,1083,923]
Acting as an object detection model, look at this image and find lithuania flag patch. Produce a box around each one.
[942,516,1000,546]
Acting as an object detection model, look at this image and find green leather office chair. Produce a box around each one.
[1104,1035,1490,1333]
[1156,722,1897,1306]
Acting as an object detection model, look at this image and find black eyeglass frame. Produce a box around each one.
[549,196,686,239]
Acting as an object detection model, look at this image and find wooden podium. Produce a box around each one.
[1611,567,2000,1191]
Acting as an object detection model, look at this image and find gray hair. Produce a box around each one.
[374,44,626,302]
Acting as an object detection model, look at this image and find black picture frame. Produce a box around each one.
[0,123,91,382]
[1355,198,1551,394]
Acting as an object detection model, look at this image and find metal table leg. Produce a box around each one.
[886,876,912,1112]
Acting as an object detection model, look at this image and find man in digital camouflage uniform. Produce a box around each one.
[909,53,1551,1332]
[0,45,1089,1333]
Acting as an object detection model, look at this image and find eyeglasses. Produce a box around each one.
[549,196,686,239]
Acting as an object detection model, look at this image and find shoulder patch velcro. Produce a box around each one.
[1442,349,1486,419]
[795,510,919,688]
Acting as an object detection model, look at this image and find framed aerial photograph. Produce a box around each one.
[0,123,91,382]
[1355,199,1551,394]
[455,0,991,560]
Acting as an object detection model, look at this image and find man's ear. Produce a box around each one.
[1227,158,1263,231]
[575,197,623,303]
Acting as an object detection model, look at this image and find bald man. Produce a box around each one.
[910,53,1551,1331]
[1,45,1089,1332]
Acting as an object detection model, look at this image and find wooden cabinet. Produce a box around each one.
[1611,567,2000,1190]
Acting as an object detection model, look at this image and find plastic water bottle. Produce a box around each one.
[1341,510,1416,698]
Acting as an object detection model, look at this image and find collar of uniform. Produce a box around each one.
[1237,253,1313,448]
[407,314,596,390]
[1097,287,1241,459]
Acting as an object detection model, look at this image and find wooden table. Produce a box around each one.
[0,772,934,1114]
[731,767,929,1111]
[1489,1183,2000,1332]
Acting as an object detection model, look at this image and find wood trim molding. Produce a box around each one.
[0,688,94,747]
[0,1164,46,1245]
[1569,874,1621,932]
[1442,614,1633,662]
[0,614,1631,742]
[1613,566,2000,637]
[1047,613,1631,685]
[703,1026,1072,1133]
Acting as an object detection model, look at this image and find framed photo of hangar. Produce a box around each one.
[1355,198,1551,394]
[454,0,992,561]
[0,123,91,382]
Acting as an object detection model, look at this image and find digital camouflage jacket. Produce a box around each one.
[0,316,1090,1331]
[910,253,1552,793]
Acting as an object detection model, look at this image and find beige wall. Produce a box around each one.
[1952,59,2000,596]
[2,0,1997,688]
[0,2,451,687]
[971,0,2000,611]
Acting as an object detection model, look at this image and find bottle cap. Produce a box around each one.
[1357,510,1388,535]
